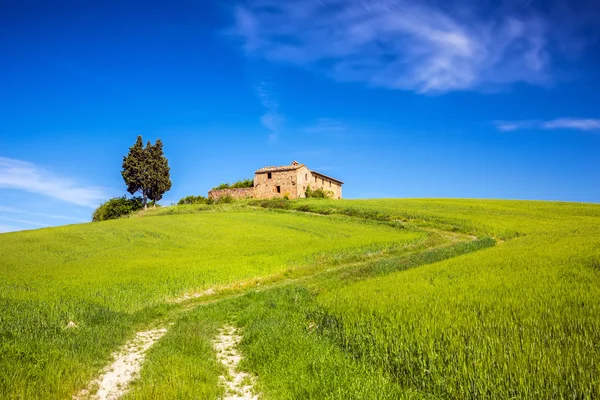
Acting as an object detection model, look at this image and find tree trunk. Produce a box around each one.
[143,192,148,210]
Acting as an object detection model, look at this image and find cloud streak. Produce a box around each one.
[232,0,593,93]
[255,81,283,141]
[0,224,20,234]
[0,205,88,222]
[0,217,50,227]
[0,157,108,207]
[304,118,345,134]
[495,118,600,132]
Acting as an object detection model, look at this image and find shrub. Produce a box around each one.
[216,195,234,204]
[230,178,254,189]
[251,199,290,209]
[305,186,333,199]
[178,195,208,205]
[212,178,254,191]
[92,196,143,222]
[213,183,230,190]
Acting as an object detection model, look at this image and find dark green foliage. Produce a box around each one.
[305,185,333,198]
[147,139,172,205]
[211,179,254,191]
[216,195,234,204]
[177,195,234,205]
[121,136,148,204]
[121,136,171,208]
[92,197,143,221]
[251,198,289,209]
[230,178,254,189]
[178,195,208,205]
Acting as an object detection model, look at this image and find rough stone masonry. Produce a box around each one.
[208,161,343,200]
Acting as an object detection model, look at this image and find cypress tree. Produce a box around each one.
[147,138,172,206]
[121,136,151,208]
[121,136,171,209]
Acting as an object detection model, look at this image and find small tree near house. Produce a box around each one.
[121,136,172,209]
[147,138,171,205]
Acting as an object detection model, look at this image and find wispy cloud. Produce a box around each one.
[233,0,593,93]
[304,118,346,134]
[0,157,108,207]
[0,217,50,227]
[495,118,600,132]
[0,224,20,234]
[255,81,283,141]
[0,205,87,222]
[542,118,600,131]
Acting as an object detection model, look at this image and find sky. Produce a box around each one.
[1,0,599,233]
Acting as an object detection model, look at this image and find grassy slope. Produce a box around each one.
[0,208,424,399]
[232,199,600,399]
[2,199,599,399]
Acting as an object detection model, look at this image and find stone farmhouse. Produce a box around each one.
[209,161,343,200]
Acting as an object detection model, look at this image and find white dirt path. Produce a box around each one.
[214,326,259,400]
[74,327,168,400]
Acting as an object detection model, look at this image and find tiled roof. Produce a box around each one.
[311,170,344,184]
[254,161,344,185]
[255,163,305,173]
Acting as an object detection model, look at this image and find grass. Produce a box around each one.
[123,306,224,399]
[1,198,599,399]
[126,234,496,399]
[0,207,423,399]
[244,199,600,398]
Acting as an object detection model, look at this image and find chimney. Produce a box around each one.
[292,160,299,166]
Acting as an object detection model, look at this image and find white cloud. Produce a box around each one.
[0,217,50,227]
[542,118,600,131]
[232,0,588,93]
[0,157,108,207]
[304,118,345,134]
[0,224,20,233]
[0,205,87,222]
[494,118,600,132]
[255,81,284,141]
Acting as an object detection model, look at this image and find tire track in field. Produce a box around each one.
[214,326,259,400]
[74,327,168,400]
[74,219,487,399]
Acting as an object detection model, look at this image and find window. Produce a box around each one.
[276,186,281,193]
[315,176,317,183]
[329,180,331,187]
[267,172,272,179]
[305,174,307,180]
[322,178,324,185]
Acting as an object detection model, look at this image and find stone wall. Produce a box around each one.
[295,166,312,198]
[209,162,342,200]
[305,171,342,199]
[208,187,255,200]
[254,170,300,199]
[253,167,342,199]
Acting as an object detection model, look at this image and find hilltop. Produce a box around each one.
[1,199,599,399]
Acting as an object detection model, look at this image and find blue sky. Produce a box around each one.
[1,0,599,232]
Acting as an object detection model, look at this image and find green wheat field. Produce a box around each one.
[1,199,599,399]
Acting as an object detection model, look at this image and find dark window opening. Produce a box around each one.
[276,186,281,193]
[315,177,317,182]
[329,181,331,187]
[268,172,272,179]
[322,178,324,185]
[305,174,307,180]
